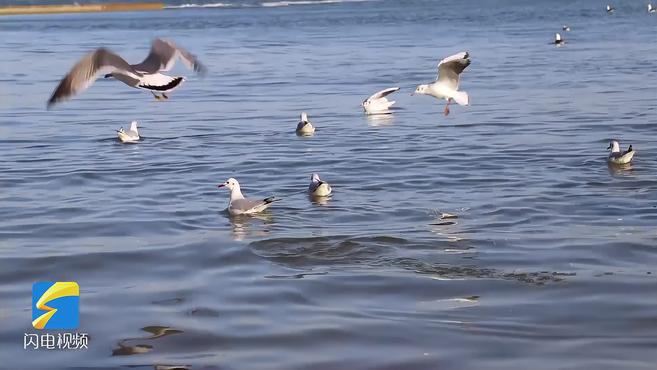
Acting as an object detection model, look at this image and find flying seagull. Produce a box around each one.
[562,25,571,31]
[412,51,470,116]
[217,178,280,216]
[649,4,655,13]
[607,140,635,165]
[362,87,400,115]
[47,38,206,107]
[606,4,615,13]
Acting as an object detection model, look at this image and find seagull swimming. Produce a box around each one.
[117,120,140,143]
[562,25,571,31]
[296,112,315,135]
[48,38,206,107]
[553,33,565,45]
[217,178,279,215]
[607,140,635,165]
[412,51,471,116]
[362,87,400,115]
[649,4,655,13]
[606,4,615,13]
[308,173,332,197]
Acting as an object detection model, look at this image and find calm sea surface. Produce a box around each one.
[1,0,657,369]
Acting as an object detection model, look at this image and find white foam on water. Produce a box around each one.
[165,2,236,9]
[261,0,376,8]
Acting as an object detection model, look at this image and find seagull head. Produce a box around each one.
[218,177,240,191]
[310,173,321,183]
[607,140,620,152]
[412,84,428,96]
[362,99,369,108]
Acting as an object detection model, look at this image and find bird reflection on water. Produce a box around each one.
[227,212,275,241]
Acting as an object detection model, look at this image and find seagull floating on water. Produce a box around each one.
[648,3,655,13]
[362,87,400,115]
[48,38,206,107]
[217,178,280,215]
[296,112,315,135]
[562,25,571,31]
[308,173,332,197]
[606,4,615,13]
[412,51,470,116]
[553,33,565,45]
[607,140,635,165]
[117,121,140,143]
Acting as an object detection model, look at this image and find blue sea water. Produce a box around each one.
[1,0,657,369]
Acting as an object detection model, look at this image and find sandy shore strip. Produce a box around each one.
[0,2,163,15]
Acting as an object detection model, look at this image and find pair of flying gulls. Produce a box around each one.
[47,38,206,107]
[362,51,471,116]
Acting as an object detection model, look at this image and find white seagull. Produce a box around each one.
[362,87,400,115]
[308,173,332,197]
[553,33,565,45]
[296,112,315,135]
[648,4,655,13]
[48,38,206,107]
[607,140,635,165]
[606,4,615,13]
[412,51,471,116]
[117,120,140,143]
[562,25,571,31]
[217,178,279,215]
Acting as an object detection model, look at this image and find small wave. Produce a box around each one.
[261,0,374,7]
[164,2,235,9]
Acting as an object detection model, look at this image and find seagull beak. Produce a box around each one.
[606,144,611,150]
[217,184,226,188]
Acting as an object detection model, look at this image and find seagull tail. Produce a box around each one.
[451,91,470,106]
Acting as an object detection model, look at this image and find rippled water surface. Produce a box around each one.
[1,0,657,369]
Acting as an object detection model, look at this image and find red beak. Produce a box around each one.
[217,184,225,188]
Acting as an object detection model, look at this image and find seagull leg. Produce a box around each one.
[443,100,451,116]
[151,91,162,101]
[162,93,169,100]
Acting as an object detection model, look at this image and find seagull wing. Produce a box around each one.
[367,87,400,102]
[308,181,324,193]
[132,38,206,75]
[436,51,470,90]
[231,197,278,214]
[48,48,140,107]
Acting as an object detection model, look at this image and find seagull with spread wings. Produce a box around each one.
[412,51,470,116]
[362,87,400,115]
[47,38,206,107]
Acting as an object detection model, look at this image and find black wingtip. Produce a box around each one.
[195,63,208,77]
[264,196,281,204]
[628,145,633,152]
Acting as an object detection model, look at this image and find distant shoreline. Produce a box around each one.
[0,2,163,15]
